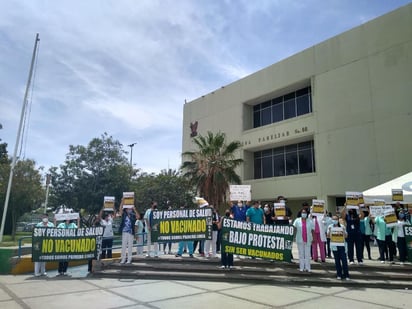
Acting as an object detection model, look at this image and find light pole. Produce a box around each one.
[128,142,137,166]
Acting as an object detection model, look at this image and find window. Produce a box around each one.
[253,140,315,179]
[253,87,312,128]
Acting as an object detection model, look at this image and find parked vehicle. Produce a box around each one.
[23,223,37,232]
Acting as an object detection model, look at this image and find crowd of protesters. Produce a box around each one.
[33,196,411,279]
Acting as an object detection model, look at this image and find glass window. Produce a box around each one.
[285,152,298,175]
[272,102,283,123]
[262,157,273,178]
[273,153,285,176]
[253,140,315,179]
[253,110,261,128]
[254,158,262,179]
[284,97,296,120]
[296,94,310,116]
[296,87,309,96]
[251,86,312,128]
[298,149,313,173]
[261,106,272,126]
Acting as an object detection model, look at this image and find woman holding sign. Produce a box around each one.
[293,208,314,272]
[327,215,349,280]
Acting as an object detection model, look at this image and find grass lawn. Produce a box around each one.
[0,233,32,247]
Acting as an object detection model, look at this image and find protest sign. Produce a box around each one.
[229,185,251,202]
[274,203,286,217]
[383,209,397,227]
[392,189,403,202]
[103,196,115,211]
[374,199,386,206]
[369,205,393,217]
[330,227,345,247]
[54,212,79,222]
[345,191,361,209]
[311,199,325,217]
[151,208,212,242]
[123,192,134,207]
[220,217,293,262]
[32,227,104,262]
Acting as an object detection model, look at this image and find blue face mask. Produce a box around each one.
[301,213,307,218]
[332,220,338,225]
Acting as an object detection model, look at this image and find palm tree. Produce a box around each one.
[181,131,243,210]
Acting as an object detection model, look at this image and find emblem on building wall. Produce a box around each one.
[190,121,198,137]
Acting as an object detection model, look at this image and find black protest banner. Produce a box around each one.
[221,218,294,262]
[404,225,412,263]
[32,227,104,262]
[151,208,212,242]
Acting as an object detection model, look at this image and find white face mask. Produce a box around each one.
[42,218,48,223]
[264,207,269,212]
[238,203,243,207]
[301,213,307,218]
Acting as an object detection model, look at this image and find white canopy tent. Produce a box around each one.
[363,172,412,204]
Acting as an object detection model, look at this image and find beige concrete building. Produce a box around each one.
[182,3,412,214]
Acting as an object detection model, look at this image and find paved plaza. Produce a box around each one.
[0,270,411,309]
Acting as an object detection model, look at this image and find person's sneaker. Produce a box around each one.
[229,266,234,270]
[41,272,47,276]
[219,265,226,269]
[349,261,355,265]
[189,254,194,258]
[400,262,405,265]
[381,260,385,264]
[175,254,182,257]
[345,277,350,281]
[168,251,172,255]
[34,273,40,277]
[358,261,363,265]
[337,276,342,280]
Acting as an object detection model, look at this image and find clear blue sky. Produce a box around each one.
[0,0,410,175]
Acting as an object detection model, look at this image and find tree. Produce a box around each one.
[49,133,132,217]
[0,158,44,239]
[181,131,243,211]
[131,169,194,213]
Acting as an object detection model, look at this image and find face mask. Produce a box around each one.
[264,207,269,212]
[332,220,338,225]
[301,213,307,218]
[42,218,48,223]
[238,203,243,207]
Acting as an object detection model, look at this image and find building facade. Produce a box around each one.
[182,4,412,214]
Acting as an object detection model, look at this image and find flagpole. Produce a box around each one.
[0,33,40,242]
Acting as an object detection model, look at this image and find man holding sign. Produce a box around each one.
[327,215,349,280]
[119,197,137,264]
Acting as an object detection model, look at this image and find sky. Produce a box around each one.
[0,0,410,175]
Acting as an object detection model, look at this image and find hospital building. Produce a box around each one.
[182,4,412,214]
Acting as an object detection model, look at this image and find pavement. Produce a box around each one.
[1,244,411,308]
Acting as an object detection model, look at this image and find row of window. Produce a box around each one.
[254,140,315,179]
[253,87,312,128]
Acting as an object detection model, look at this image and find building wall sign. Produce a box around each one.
[241,126,309,147]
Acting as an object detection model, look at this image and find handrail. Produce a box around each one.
[17,236,32,257]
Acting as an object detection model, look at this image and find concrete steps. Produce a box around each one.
[91,256,412,289]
